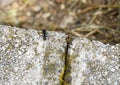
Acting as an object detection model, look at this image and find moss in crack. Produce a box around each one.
[59,60,65,85]
[59,59,72,85]
[61,34,72,85]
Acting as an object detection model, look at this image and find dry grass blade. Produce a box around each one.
[71,24,120,37]
[77,4,120,15]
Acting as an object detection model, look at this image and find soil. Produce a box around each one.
[0,0,120,44]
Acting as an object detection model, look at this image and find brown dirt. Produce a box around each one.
[0,0,120,44]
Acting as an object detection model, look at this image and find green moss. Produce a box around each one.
[0,57,1,61]
[34,48,39,56]
[7,56,12,61]
[37,31,42,35]
[7,34,15,39]
[59,66,65,85]
[25,63,33,70]
[7,45,13,50]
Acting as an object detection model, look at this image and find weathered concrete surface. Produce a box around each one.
[0,25,67,85]
[64,37,120,85]
[0,25,120,85]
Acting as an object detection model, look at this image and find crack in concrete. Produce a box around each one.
[61,33,72,85]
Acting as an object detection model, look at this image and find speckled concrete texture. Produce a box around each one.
[64,37,120,85]
[0,25,66,85]
[0,25,120,85]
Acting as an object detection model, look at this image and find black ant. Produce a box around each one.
[42,29,47,41]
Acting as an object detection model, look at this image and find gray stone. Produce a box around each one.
[0,25,120,85]
[0,25,67,85]
[64,37,120,85]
